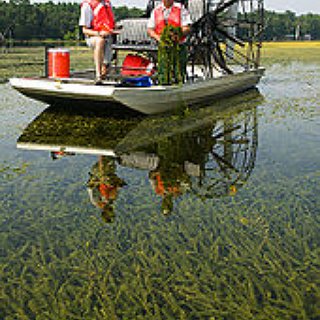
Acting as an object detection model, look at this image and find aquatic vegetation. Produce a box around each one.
[158,25,185,85]
[0,162,29,179]
[0,166,319,319]
[262,41,320,65]
[0,47,320,318]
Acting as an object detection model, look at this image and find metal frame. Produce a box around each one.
[187,0,264,79]
[112,0,264,81]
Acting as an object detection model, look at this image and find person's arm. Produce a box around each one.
[82,24,114,38]
[181,5,192,37]
[181,25,190,37]
[147,10,161,42]
[82,26,115,38]
[147,28,161,42]
[82,26,101,37]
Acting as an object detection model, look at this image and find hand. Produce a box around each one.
[156,35,161,42]
[99,30,110,37]
[112,29,121,35]
[170,31,180,43]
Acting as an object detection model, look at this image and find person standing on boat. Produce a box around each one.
[147,0,191,43]
[147,0,191,84]
[79,0,116,85]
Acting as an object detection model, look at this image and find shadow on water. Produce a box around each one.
[17,89,263,220]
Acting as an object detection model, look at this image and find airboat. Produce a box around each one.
[10,0,265,115]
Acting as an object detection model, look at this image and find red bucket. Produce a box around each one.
[48,48,70,78]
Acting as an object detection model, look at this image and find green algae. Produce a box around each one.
[0,162,29,180]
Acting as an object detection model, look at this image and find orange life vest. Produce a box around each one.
[154,2,186,43]
[82,0,115,32]
[154,3,182,35]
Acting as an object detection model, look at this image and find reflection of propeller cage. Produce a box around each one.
[190,107,258,199]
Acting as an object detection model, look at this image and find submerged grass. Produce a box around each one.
[0,44,320,318]
[0,167,319,319]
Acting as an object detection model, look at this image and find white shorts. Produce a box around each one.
[85,35,113,64]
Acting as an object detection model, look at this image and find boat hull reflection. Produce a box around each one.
[17,90,263,218]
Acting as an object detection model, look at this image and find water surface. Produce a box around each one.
[0,61,319,319]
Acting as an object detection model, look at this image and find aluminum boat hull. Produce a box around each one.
[10,67,265,114]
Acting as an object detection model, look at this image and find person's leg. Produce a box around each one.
[93,36,106,79]
[86,36,106,82]
[101,63,108,79]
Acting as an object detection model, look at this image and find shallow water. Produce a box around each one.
[0,62,319,319]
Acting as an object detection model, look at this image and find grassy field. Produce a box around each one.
[262,41,320,64]
[0,46,92,82]
[1,41,320,82]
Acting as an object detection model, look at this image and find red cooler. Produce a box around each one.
[48,48,70,78]
[121,54,155,77]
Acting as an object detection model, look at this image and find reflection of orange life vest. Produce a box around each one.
[81,0,115,32]
[154,173,180,196]
[154,3,186,42]
[99,183,116,199]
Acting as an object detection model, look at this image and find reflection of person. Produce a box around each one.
[79,0,116,85]
[87,156,125,223]
[149,165,190,215]
[50,150,75,160]
[147,0,192,43]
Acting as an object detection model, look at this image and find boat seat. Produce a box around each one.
[112,44,157,53]
[115,18,156,49]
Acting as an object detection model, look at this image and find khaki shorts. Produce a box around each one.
[85,35,113,64]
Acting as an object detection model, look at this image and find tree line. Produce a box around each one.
[0,0,144,41]
[1,0,320,41]
[264,10,320,40]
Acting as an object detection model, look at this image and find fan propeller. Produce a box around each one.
[187,0,263,76]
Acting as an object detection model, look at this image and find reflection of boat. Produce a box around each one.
[17,90,262,201]
[17,106,141,157]
[10,0,264,114]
